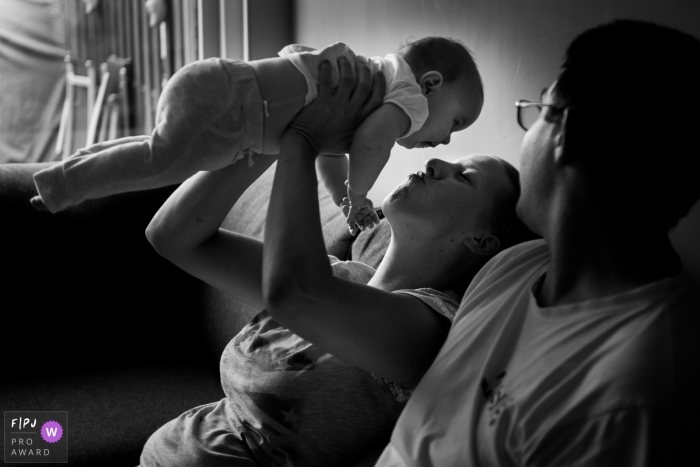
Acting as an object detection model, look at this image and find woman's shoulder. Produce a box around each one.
[393,288,460,322]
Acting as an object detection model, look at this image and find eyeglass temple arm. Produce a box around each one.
[515,100,556,108]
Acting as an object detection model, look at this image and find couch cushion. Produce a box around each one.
[1,163,208,377]
[0,363,224,467]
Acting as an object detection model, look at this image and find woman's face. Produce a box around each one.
[382,154,511,242]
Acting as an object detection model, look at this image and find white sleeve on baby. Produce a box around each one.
[278,45,428,138]
[369,54,429,138]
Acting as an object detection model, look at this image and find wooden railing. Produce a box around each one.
[62,0,194,139]
[59,0,291,156]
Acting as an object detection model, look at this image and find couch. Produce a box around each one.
[0,162,391,466]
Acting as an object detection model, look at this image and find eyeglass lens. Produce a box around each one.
[519,105,542,130]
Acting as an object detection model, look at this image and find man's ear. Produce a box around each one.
[553,108,572,166]
[419,71,443,96]
[464,232,500,257]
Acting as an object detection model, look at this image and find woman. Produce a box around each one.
[142,57,534,466]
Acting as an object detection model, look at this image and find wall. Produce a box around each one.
[218,0,293,61]
[249,0,293,59]
[293,0,700,280]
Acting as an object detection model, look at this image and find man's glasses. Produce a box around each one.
[515,97,572,131]
[514,100,562,131]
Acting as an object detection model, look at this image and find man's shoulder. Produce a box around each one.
[453,240,548,326]
[467,239,549,292]
[492,238,548,264]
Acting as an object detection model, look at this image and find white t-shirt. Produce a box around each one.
[376,239,700,467]
[279,42,428,138]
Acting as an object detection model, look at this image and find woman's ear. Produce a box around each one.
[464,232,500,257]
[419,71,444,96]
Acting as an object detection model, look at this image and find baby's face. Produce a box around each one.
[397,76,483,149]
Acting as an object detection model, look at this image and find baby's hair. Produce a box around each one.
[398,36,483,96]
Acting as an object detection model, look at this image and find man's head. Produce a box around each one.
[383,154,537,271]
[396,37,484,149]
[518,20,700,235]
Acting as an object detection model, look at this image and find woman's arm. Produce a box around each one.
[263,58,450,386]
[146,152,277,310]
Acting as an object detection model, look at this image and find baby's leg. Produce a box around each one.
[33,59,250,213]
[147,58,255,176]
[67,135,152,159]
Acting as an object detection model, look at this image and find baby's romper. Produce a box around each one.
[32,43,429,213]
[33,58,269,213]
[280,43,429,138]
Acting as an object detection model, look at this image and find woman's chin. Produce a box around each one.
[382,189,402,209]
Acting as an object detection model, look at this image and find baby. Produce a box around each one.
[31,36,484,232]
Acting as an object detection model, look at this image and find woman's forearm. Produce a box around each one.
[263,132,334,305]
[146,156,272,257]
[146,153,277,309]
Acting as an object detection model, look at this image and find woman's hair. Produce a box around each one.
[398,36,483,96]
[489,159,539,252]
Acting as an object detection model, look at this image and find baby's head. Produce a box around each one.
[396,36,484,149]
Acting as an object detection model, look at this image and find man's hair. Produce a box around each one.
[489,159,539,252]
[399,36,484,97]
[553,20,700,230]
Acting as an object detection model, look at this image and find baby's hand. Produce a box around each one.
[341,196,380,236]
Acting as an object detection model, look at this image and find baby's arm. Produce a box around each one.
[348,102,410,196]
[346,103,410,231]
[315,154,348,207]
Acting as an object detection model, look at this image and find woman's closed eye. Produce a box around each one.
[459,173,472,184]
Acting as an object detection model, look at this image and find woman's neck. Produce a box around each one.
[368,236,478,296]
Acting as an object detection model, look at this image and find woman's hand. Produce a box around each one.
[287,56,385,156]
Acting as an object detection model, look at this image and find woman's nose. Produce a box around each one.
[424,158,445,178]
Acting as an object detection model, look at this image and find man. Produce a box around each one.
[375,20,700,466]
